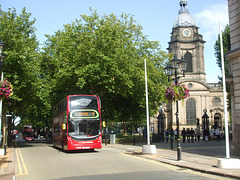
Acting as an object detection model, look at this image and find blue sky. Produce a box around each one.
[1,0,229,83]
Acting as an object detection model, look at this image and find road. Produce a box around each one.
[15,138,233,180]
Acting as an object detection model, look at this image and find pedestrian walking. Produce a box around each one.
[215,128,220,142]
[186,128,190,142]
[190,128,195,143]
[165,129,170,143]
[174,129,177,142]
[170,129,174,149]
[196,129,201,142]
[209,127,214,141]
[181,128,186,143]
[205,129,209,142]
[194,128,197,141]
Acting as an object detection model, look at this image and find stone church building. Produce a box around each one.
[151,0,228,134]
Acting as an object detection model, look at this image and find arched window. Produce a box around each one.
[214,113,222,129]
[184,52,193,72]
[186,99,196,125]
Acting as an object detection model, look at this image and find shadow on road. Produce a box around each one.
[50,145,100,154]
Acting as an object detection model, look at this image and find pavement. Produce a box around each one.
[0,147,15,180]
[0,139,240,180]
[128,142,240,179]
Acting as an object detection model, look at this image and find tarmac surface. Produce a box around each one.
[0,139,240,180]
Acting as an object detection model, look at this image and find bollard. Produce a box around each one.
[4,143,6,155]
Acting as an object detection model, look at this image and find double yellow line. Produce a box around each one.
[15,146,28,176]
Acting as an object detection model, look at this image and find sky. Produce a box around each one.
[1,0,229,83]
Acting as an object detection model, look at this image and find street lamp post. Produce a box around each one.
[0,39,6,74]
[0,39,6,146]
[164,55,188,161]
[196,118,200,129]
[4,114,12,155]
[202,109,209,141]
[7,101,12,146]
[157,108,165,142]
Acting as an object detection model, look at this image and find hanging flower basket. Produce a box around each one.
[0,79,13,100]
[165,82,190,102]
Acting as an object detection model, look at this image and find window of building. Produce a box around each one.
[184,52,193,72]
[186,99,196,125]
[213,97,221,105]
[188,83,193,88]
[214,113,222,129]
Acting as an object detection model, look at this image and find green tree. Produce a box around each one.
[0,7,50,128]
[214,24,231,113]
[41,10,169,128]
[214,24,230,79]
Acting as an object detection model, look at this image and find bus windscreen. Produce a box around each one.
[68,96,100,140]
[70,96,98,110]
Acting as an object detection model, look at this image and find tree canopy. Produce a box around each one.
[214,24,230,78]
[0,7,49,128]
[214,24,231,111]
[1,7,169,129]
[42,9,169,126]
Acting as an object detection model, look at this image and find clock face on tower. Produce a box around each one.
[183,28,191,37]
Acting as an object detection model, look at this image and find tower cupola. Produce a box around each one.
[174,0,196,27]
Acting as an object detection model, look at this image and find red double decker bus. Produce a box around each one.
[52,95,102,151]
[22,125,34,141]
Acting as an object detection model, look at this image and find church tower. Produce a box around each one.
[168,0,206,83]
[162,0,227,132]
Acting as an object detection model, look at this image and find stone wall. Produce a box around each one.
[227,0,240,157]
